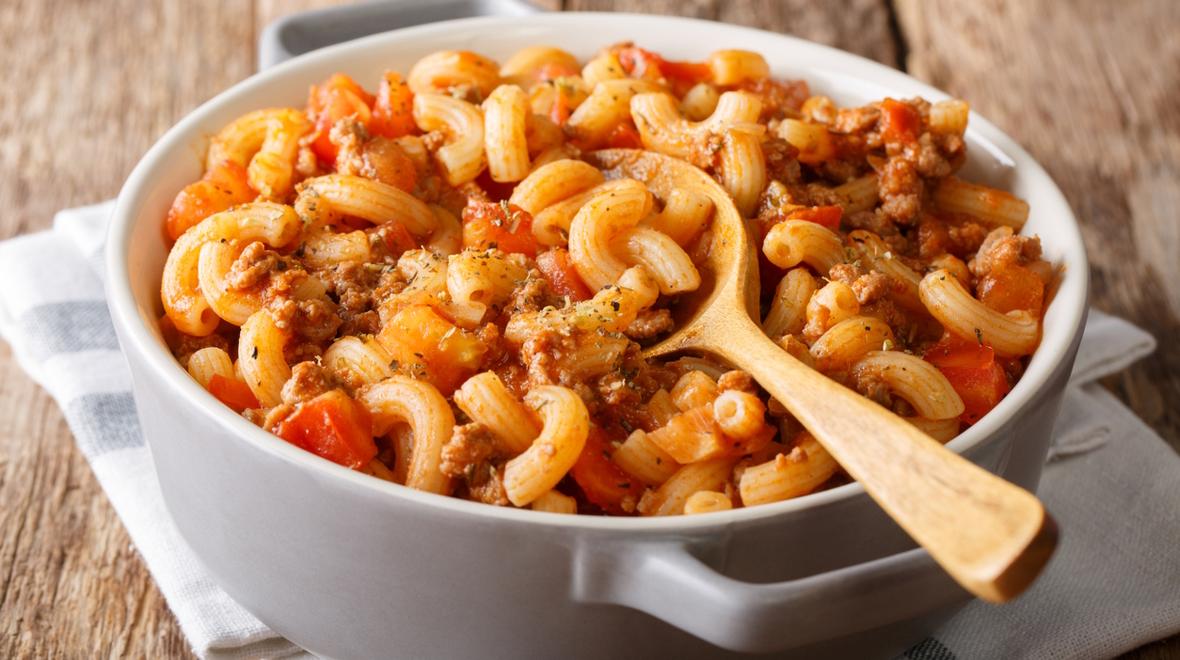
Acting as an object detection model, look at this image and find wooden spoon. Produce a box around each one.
[586,149,1057,603]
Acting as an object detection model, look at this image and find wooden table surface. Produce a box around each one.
[1,0,1177,657]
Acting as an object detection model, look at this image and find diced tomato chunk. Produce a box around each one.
[879,98,921,144]
[165,161,255,240]
[614,46,708,93]
[474,170,518,203]
[659,59,711,84]
[571,428,644,515]
[978,264,1045,314]
[924,332,1011,425]
[308,124,336,165]
[615,46,664,79]
[370,71,416,139]
[605,122,644,149]
[923,332,995,370]
[207,374,260,413]
[375,221,418,257]
[536,62,579,81]
[536,248,592,302]
[788,205,843,232]
[461,200,538,257]
[307,74,375,165]
[309,74,375,111]
[377,305,486,395]
[942,362,1010,425]
[273,390,377,470]
[549,85,576,125]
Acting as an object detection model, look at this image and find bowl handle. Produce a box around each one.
[258,0,547,70]
[572,542,968,653]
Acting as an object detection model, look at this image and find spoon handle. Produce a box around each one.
[713,316,1057,603]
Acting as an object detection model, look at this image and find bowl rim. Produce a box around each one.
[106,12,1090,532]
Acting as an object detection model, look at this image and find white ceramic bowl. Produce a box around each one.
[106,13,1088,659]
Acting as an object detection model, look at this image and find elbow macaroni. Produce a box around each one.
[719,128,767,216]
[631,90,762,161]
[500,46,579,87]
[567,79,661,148]
[407,50,500,98]
[247,109,312,199]
[296,173,437,236]
[163,202,301,336]
[503,386,589,507]
[483,84,531,182]
[360,376,455,495]
[762,219,845,274]
[568,178,653,291]
[186,346,235,388]
[851,351,965,420]
[739,434,838,506]
[454,371,540,455]
[764,268,817,339]
[238,309,291,408]
[159,44,1051,515]
[413,93,487,186]
[614,226,701,295]
[643,188,713,246]
[920,269,1040,356]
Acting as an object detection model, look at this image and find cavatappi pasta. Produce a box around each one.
[160,43,1053,515]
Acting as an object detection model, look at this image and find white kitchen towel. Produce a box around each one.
[0,202,1176,660]
[0,202,307,660]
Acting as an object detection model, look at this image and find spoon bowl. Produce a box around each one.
[588,148,758,359]
[587,148,1057,603]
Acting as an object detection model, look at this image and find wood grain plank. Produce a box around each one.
[715,0,898,65]
[0,0,254,658]
[895,1,1180,656]
[0,1,253,240]
[564,0,717,19]
[894,0,1180,449]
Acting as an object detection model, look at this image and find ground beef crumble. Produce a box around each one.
[624,309,674,340]
[761,136,803,187]
[849,270,892,305]
[443,422,510,506]
[465,465,510,506]
[270,297,342,344]
[878,157,923,225]
[717,370,756,394]
[832,106,881,135]
[969,226,1042,278]
[226,241,278,290]
[332,119,418,190]
[441,422,500,479]
[505,270,559,316]
[280,361,340,405]
[171,332,231,367]
[852,367,893,409]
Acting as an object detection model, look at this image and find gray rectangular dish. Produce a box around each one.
[258,0,544,70]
